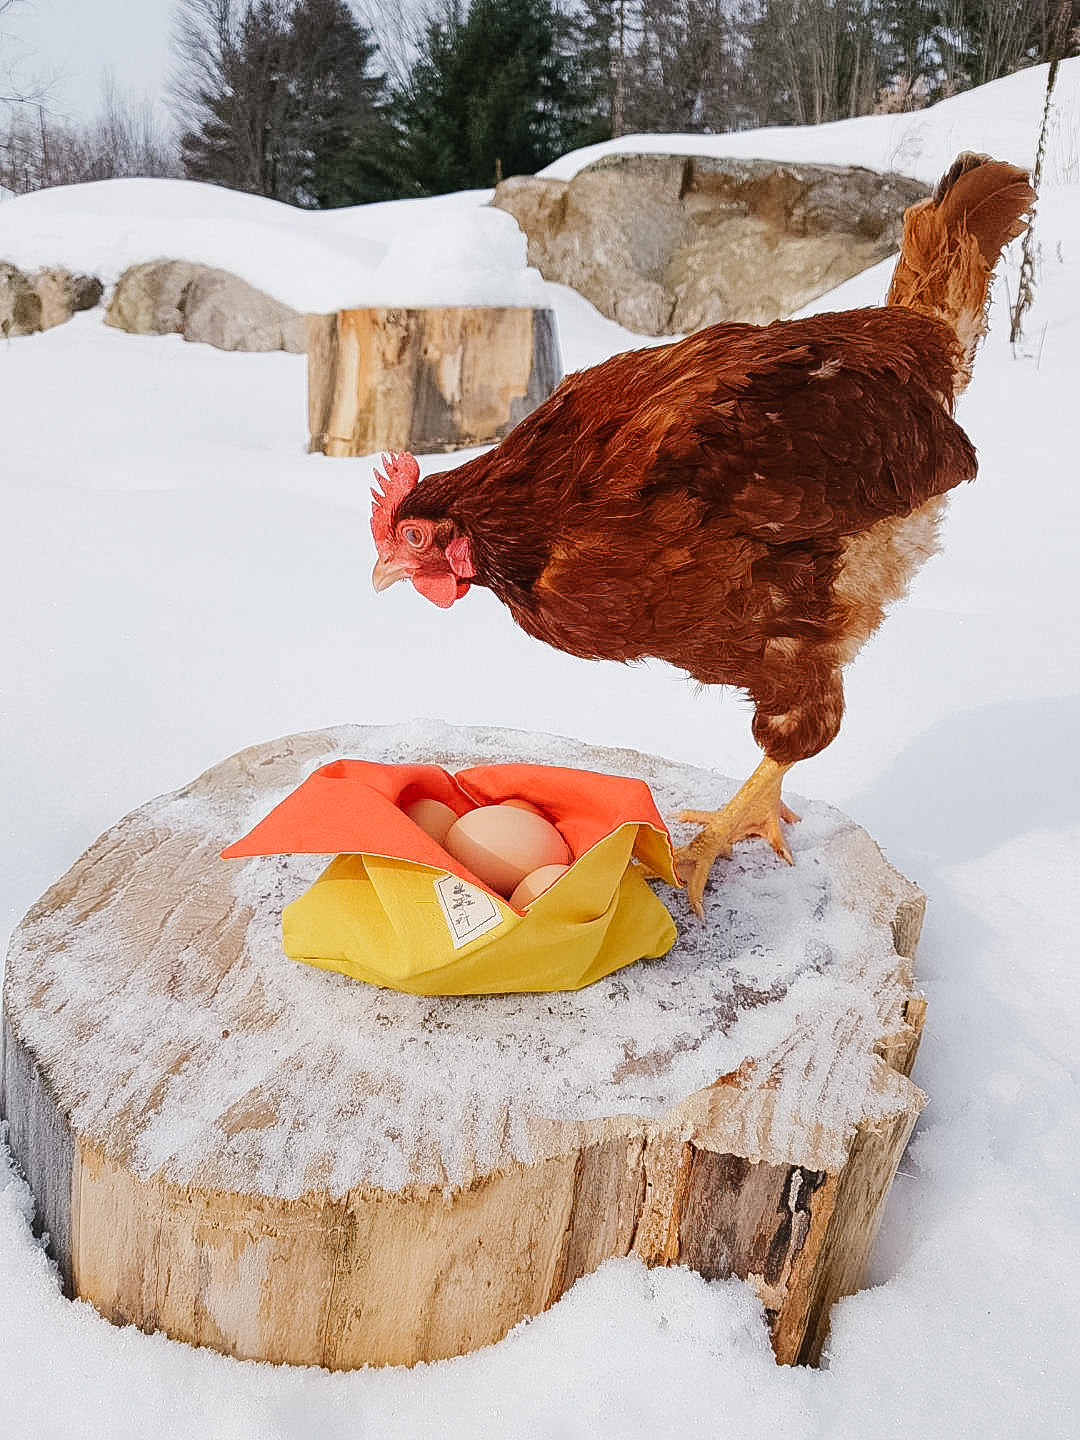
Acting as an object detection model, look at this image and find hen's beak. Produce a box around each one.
[372,557,409,592]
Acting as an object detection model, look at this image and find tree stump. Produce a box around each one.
[1,724,926,1369]
[306,307,561,456]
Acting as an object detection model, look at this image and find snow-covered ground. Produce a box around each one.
[1,60,1079,1440]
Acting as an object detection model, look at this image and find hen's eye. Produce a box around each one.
[402,526,424,548]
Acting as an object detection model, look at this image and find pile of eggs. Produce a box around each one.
[405,797,571,909]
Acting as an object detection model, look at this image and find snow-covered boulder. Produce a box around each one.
[494,156,927,335]
[0,261,102,336]
[105,259,307,353]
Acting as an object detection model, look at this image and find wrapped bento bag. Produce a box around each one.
[221,759,679,995]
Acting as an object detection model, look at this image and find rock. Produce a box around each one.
[182,268,307,353]
[106,260,307,353]
[105,259,196,336]
[493,156,929,335]
[0,262,103,337]
[0,262,40,337]
[70,273,105,313]
[32,268,104,329]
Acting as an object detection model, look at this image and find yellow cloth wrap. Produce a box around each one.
[221,759,679,996]
[282,824,676,995]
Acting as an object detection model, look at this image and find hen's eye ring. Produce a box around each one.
[403,527,424,547]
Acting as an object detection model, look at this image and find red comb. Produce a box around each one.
[371,451,421,550]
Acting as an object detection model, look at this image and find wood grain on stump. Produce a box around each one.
[1,724,926,1369]
[306,307,561,456]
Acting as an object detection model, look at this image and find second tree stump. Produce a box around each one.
[307,306,561,456]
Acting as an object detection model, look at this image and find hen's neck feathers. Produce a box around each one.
[396,448,561,598]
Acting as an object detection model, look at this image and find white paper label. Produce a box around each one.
[434,873,503,949]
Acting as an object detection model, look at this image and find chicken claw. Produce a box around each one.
[673,757,797,917]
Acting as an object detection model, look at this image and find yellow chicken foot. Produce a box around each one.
[673,756,798,917]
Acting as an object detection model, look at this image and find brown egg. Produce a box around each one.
[501,797,543,815]
[443,804,570,897]
[509,863,570,910]
[404,798,458,846]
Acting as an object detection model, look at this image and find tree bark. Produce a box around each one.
[307,306,561,456]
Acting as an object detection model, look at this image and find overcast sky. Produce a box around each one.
[3,0,420,124]
[2,0,175,120]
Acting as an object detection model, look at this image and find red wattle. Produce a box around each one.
[413,572,469,608]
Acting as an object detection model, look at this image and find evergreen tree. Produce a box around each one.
[571,0,629,139]
[173,0,389,206]
[385,0,595,195]
[289,0,390,205]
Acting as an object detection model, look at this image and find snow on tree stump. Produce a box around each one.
[306,307,561,456]
[0,724,926,1369]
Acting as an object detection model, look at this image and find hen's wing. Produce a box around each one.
[549,306,977,544]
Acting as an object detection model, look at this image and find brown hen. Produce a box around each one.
[372,154,1033,916]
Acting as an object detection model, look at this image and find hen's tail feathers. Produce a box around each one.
[886,152,1034,397]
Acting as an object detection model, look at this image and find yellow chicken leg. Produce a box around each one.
[674,756,798,917]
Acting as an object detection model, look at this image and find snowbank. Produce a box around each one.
[541,59,1080,186]
[0,178,547,312]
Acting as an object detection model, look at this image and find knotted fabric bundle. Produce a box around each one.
[222,759,679,994]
